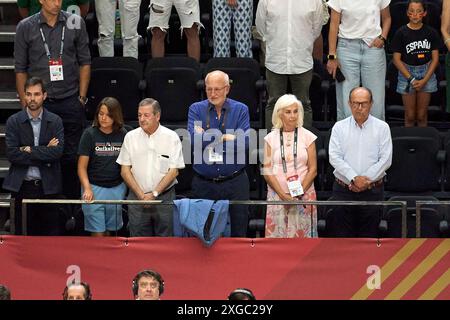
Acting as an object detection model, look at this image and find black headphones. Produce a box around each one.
[62,282,92,300]
[132,269,165,297]
[228,288,256,300]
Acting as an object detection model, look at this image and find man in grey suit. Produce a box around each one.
[3,77,64,235]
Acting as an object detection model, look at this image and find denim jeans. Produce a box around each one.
[95,0,141,58]
[336,38,386,121]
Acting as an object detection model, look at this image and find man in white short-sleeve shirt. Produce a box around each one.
[117,98,185,236]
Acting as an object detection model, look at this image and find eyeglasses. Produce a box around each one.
[350,101,371,109]
[206,86,228,94]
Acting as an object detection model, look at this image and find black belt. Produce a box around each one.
[23,179,42,186]
[195,168,245,183]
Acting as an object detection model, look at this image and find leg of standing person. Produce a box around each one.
[416,91,431,127]
[224,172,249,237]
[212,0,232,57]
[290,69,313,128]
[148,0,172,58]
[95,0,116,57]
[361,42,386,121]
[119,0,142,59]
[402,92,417,127]
[153,188,175,236]
[265,70,288,130]
[127,191,154,236]
[176,0,202,61]
[356,187,384,238]
[232,0,253,58]
[336,38,363,120]
[330,182,357,237]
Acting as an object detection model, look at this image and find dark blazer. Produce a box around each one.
[2,108,64,194]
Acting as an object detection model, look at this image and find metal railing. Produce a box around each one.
[20,199,409,237]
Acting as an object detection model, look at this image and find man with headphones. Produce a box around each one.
[62,282,92,300]
[132,269,164,300]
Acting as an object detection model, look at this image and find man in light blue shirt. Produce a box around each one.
[328,86,392,237]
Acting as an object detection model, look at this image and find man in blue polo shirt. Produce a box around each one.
[188,70,250,237]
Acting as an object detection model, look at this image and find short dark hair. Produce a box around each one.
[408,0,426,11]
[228,288,256,300]
[0,284,11,300]
[132,269,165,296]
[24,76,46,93]
[62,282,92,300]
[139,98,161,115]
[349,87,373,102]
[92,97,124,132]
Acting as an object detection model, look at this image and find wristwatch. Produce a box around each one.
[152,190,159,198]
[79,96,88,105]
[327,54,337,60]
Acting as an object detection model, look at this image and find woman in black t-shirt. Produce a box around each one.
[391,0,440,127]
[77,97,127,236]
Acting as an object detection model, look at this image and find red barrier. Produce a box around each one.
[0,236,448,300]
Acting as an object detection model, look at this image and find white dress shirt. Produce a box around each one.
[255,0,323,74]
[116,125,185,193]
[329,115,392,184]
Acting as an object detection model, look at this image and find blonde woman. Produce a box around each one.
[263,94,317,238]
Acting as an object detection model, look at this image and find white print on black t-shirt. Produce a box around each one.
[95,142,122,156]
[406,39,431,54]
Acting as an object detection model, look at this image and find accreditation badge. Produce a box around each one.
[49,58,64,81]
[287,175,304,197]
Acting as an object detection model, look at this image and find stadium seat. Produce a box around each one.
[144,57,202,129]
[86,57,145,122]
[385,127,445,194]
[380,196,449,238]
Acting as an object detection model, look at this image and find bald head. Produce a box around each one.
[205,70,230,108]
[205,70,229,86]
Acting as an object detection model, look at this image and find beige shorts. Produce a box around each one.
[148,0,202,32]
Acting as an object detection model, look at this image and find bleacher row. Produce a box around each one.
[0,0,449,237]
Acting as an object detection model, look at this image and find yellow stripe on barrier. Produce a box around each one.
[351,239,426,300]
[418,268,450,300]
[385,239,450,300]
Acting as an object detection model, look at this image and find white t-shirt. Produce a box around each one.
[327,0,390,45]
[116,125,185,193]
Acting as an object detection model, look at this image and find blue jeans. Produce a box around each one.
[336,38,386,121]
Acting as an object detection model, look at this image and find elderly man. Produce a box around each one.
[328,87,392,238]
[117,98,185,237]
[442,0,450,113]
[3,77,64,235]
[256,0,323,129]
[15,0,91,200]
[188,70,250,237]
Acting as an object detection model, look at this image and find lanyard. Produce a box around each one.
[39,24,65,60]
[280,128,298,174]
[206,105,228,133]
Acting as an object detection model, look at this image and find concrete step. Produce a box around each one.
[0,25,16,42]
[0,91,20,111]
